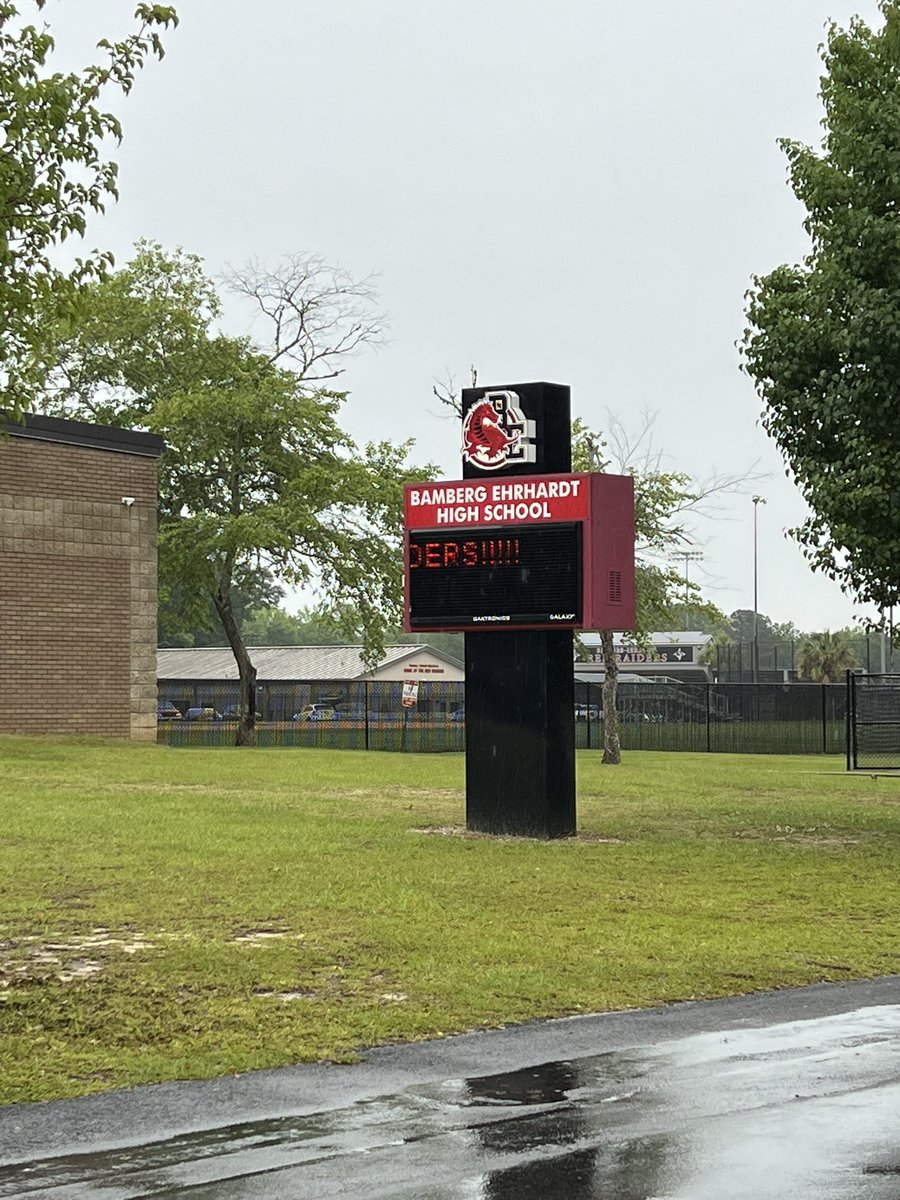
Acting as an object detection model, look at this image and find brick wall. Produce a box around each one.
[0,433,160,739]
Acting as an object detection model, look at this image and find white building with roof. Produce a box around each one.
[157,644,465,722]
[158,644,464,685]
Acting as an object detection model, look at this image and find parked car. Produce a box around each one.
[449,708,466,721]
[157,700,181,720]
[184,706,223,721]
[292,703,337,722]
[574,704,601,722]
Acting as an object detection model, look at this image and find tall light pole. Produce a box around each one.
[752,496,766,682]
[677,550,704,629]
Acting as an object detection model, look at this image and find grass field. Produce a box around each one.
[0,736,898,1104]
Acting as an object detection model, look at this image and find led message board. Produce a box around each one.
[403,472,635,633]
[407,523,582,630]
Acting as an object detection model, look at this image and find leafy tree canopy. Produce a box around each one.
[727,609,799,645]
[742,2,900,615]
[231,602,466,658]
[40,243,433,743]
[159,563,283,647]
[571,414,737,762]
[571,415,731,636]
[239,606,345,648]
[0,3,178,418]
[428,382,746,763]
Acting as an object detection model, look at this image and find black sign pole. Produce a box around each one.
[461,382,575,838]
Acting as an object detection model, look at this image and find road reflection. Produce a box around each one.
[1,1004,899,1197]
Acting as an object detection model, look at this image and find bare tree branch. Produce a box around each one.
[604,406,766,529]
[430,364,479,420]
[431,370,463,418]
[223,254,386,380]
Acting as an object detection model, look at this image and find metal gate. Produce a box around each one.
[847,672,900,770]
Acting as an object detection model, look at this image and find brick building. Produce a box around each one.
[0,414,164,739]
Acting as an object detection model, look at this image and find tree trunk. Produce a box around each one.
[600,628,622,764]
[213,587,257,747]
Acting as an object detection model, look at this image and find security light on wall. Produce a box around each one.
[121,496,135,507]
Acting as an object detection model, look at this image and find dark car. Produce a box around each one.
[574,704,601,722]
[157,700,181,720]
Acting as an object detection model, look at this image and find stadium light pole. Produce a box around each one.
[677,549,704,629]
[752,496,766,682]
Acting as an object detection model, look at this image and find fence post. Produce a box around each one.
[822,683,828,755]
[846,671,853,771]
[706,682,711,753]
[365,680,370,751]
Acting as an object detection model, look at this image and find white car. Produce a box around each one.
[293,704,337,722]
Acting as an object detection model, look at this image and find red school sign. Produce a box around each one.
[404,472,591,529]
[403,470,636,633]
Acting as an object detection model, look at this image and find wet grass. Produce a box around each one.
[0,736,898,1103]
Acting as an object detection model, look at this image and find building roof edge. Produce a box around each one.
[5,413,164,458]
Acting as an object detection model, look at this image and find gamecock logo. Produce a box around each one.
[462,390,536,471]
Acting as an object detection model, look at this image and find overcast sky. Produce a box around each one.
[49,0,886,632]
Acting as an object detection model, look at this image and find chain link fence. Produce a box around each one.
[157,680,466,752]
[715,635,895,682]
[574,681,846,754]
[847,673,900,770]
[159,678,847,755]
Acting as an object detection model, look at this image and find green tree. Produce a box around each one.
[430,384,738,764]
[697,629,734,671]
[238,605,343,648]
[159,564,284,647]
[40,244,432,744]
[154,349,424,742]
[43,240,220,422]
[742,2,900,617]
[241,601,466,658]
[795,629,859,683]
[666,605,730,635]
[390,629,464,660]
[727,609,799,645]
[572,415,733,763]
[0,3,178,419]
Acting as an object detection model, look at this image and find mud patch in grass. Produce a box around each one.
[0,928,154,988]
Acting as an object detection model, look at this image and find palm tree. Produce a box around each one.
[795,630,859,683]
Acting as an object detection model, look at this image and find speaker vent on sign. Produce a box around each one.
[608,570,623,604]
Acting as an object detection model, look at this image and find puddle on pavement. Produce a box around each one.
[481,1135,680,1200]
[2,1009,899,1198]
[463,1060,580,1106]
[0,1050,653,1197]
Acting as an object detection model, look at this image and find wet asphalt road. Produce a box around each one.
[1,976,900,1198]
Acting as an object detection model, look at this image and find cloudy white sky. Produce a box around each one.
[49,0,886,631]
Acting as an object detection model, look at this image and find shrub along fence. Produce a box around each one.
[157,679,847,755]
